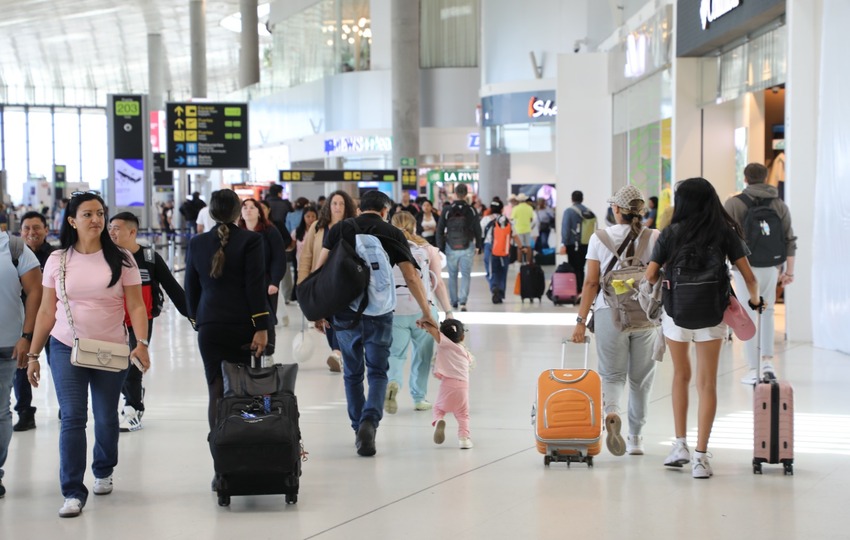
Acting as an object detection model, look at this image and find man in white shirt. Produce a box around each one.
[196,206,216,234]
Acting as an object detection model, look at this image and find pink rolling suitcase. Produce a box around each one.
[752,313,794,475]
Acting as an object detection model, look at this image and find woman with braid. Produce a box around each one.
[184,189,269,434]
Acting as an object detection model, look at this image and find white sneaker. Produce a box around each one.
[664,441,691,467]
[761,361,776,378]
[626,435,644,455]
[59,497,83,518]
[384,381,399,414]
[119,406,142,432]
[433,419,446,445]
[740,369,758,385]
[459,437,474,449]
[413,400,432,411]
[326,352,342,373]
[93,475,113,495]
[605,414,626,456]
[692,452,714,479]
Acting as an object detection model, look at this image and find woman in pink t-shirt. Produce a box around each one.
[26,192,148,518]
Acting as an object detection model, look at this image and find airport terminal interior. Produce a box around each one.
[1,0,849,538]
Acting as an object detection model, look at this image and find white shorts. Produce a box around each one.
[661,313,727,343]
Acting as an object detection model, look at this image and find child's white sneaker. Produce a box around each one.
[626,435,644,455]
[692,452,713,479]
[459,437,474,449]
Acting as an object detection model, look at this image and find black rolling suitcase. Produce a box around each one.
[210,361,302,506]
[518,262,546,303]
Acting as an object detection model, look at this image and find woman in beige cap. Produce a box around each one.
[571,185,659,458]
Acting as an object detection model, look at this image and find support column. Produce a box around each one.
[477,151,510,204]
[147,33,164,110]
[239,0,260,88]
[671,56,703,182]
[786,0,823,344]
[391,1,420,182]
[190,0,208,98]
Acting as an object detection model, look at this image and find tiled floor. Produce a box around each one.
[2,261,847,539]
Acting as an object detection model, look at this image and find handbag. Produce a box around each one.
[60,251,130,372]
[723,290,756,341]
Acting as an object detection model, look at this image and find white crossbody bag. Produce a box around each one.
[60,250,130,372]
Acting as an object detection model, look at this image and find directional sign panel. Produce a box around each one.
[279,169,399,183]
[166,102,249,169]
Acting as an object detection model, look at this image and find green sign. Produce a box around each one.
[427,169,479,183]
[400,157,417,167]
[115,100,140,117]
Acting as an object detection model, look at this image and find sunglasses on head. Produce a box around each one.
[71,190,101,198]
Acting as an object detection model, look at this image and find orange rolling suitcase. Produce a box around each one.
[533,337,602,467]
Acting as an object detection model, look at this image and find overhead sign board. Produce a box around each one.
[427,169,479,183]
[400,168,417,188]
[481,91,557,126]
[166,102,249,169]
[110,94,147,208]
[676,0,785,57]
[280,169,399,183]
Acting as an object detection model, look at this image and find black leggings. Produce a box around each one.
[198,323,256,431]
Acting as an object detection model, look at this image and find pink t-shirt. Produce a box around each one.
[43,248,142,347]
[434,338,473,382]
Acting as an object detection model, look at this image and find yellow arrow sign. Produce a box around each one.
[174,105,184,116]
[175,118,185,128]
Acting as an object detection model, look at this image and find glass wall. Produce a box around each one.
[271,0,372,89]
[0,106,105,204]
[421,0,479,68]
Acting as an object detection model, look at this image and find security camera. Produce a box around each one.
[574,45,581,53]
[573,38,588,53]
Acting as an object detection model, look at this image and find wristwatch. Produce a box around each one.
[138,339,150,347]
[576,316,585,325]
[21,332,33,341]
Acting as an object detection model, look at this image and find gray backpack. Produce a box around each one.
[595,229,657,332]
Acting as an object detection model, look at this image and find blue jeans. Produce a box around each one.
[50,338,129,503]
[483,243,492,286]
[490,254,511,295]
[388,307,437,402]
[0,350,16,482]
[332,312,393,432]
[445,244,475,306]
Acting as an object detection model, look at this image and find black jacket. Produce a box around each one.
[184,224,270,330]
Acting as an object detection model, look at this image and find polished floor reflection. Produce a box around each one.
[2,264,846,539]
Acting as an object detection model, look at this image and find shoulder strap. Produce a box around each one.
[9,235,24,267]
[597,229,636,276]
[59,250,78,341]
[143,245,155,264]
[737,193,756,209]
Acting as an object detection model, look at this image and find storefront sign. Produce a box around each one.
[427,170,479,183]
[700,0,741,30]
[481,91,557,126]
[528,97,558,118]
[324,136,392,155]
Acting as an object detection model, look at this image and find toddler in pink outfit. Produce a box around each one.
[429,318,476,449]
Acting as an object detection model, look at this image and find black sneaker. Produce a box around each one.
[13,408,36,432]
[355,422,377,457]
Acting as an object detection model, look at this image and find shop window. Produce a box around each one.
[421,0,479,68]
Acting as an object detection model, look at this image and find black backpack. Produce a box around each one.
[444,202,471,250]
[143,246,166,317]
[662,243,730,330]
[737,194,786,268]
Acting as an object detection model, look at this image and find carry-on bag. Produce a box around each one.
[547,262,578,305]
[752,313,794,475]
[210,394,302,505]
[517,255,546,303]
[532,337,602,467]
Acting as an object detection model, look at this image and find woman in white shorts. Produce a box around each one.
[645,178,762,480]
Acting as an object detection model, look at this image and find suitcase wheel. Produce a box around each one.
[784,463,794,476]
[218,495,231,507]
[753,462,762,475]
[286,493,298,504]
[544,456,552,466]
[586,456,593,468]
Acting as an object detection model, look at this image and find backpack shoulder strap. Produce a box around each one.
[143,245,155,264]
[597,229,636,276]
[736,193,755,208]
[632,228,652,261]
[9,235,25,267]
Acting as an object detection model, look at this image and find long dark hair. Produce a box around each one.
[315,190,357,231]
[237,198,271,232]
[295,205,318,242]
[668,177,742,254]
[208,189,242,279]
[59,193,132,288]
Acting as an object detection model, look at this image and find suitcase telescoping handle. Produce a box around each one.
[560,336,591,370]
